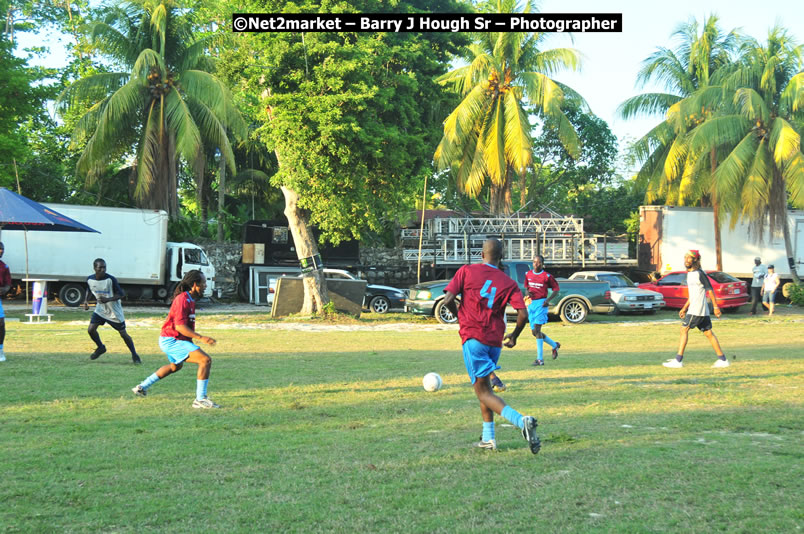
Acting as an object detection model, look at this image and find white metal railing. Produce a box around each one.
[403,236,634,265]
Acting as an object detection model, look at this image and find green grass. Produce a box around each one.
[1,309,803,533]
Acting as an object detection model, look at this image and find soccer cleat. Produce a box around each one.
[532,359,545,366]
[712,358,730,368]
[521,416,541,455]
[131,385,147,397]
[192,397,221,409]
[0,349,5,362]
[131,353,142,365]
[475,439,498,451]
[662,359,683,368]
[552,342,561,359]
[491,376,507,392]
[90,345,107,360]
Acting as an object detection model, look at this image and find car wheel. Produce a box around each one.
[369,295,390,314]
[58,283,86,307]
[560,299,588,324]
[435,299,458,324]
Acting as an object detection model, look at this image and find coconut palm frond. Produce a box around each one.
[164,86,202,164]
[617,93,681,119]
[480,95,506,186]
[733,87,770,124]
[780,71,804,113]
[713,132,759,200]
[186,96,235,173]
[55,72,130,113]
[768,117,801,168]
[531,47,581,76]
[502,90,532,173]
[783,151,804,207]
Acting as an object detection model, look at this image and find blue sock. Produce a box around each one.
[676,355,683,362]
[140,373,160,390]
[543,335,556,348]
[482,421,495,442]
[196,379,209,401]
[0,344,4,350]
[502,405,524,429]
[536,338,544,361]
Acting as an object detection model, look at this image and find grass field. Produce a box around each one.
[2,307,803,533]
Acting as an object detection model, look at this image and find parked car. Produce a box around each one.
[569,271,665,313]
[638,270,749,311]
[406,261,613,324]
[323,269,406,313]
[267,268,406,313]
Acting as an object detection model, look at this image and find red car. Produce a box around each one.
[638,270,749,311]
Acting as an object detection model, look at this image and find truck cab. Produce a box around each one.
[165,242,216,298]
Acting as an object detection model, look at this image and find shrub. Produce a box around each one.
[782,283,804,306]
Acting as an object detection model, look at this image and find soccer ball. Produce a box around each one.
[422,372,443,392]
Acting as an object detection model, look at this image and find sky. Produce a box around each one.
[537,0,802,145]
[16,0,802,150]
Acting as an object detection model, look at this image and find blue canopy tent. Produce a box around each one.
[0,188,99,233]
[0,187,99,307]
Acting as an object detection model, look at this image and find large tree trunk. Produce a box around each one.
[168,131,178,218]
[217,152,226,243]
[711,149,723,271]
[280,183,330,313]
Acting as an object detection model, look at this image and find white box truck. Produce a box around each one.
[639,205,804,280]
[1,204,216,306]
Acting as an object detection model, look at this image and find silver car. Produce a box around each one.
[569,271,665,313]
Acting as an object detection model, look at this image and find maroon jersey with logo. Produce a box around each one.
[445,263,526,347]
[161,292,196,340]
[524,269,559,300]
[0,260,11,288]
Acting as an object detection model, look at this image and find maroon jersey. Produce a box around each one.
[161,291,196,340]
[0,260,11,288]
[524,269,559,300]
[445,263,526,347]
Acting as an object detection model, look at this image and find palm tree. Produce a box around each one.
[682,26,804,282]
[56,0,245,217]
[618,15,738,269]
[434,0,582,215]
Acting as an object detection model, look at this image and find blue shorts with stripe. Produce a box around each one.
[462,339,502,384]
[527,298,548,328]
[159,336,200,364]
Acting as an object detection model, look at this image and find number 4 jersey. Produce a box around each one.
[445,263,526,347]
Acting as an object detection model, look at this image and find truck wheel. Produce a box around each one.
[369,295,390,314]
[434,299,458,324]
[560,299,588,324]
[59,283,86,307]
[164,282,179,304]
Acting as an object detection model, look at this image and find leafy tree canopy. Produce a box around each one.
[226,0,468,244]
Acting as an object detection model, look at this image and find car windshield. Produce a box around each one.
[598,274,634,288]
[708,271,740,283]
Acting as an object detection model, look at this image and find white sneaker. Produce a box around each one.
[192,397,221,409]
[0,349,5,362]
[475,439,497,451]
[712,358,730,368]
[663,359,683,368]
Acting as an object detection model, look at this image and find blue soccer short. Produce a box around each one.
[159,336,200,364]
[462,339,502,384]
[527,298,548,328]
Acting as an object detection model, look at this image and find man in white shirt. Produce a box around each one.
[663,250,729,368]
[749,257,767,315]
[760,264,780,316]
